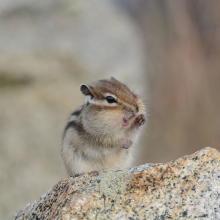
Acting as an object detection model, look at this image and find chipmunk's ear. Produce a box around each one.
[110,77,117,81]
[110,77,120,83]
[80,84,94,97]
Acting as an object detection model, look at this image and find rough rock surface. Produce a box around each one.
[11,147,220,219]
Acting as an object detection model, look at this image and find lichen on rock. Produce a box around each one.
[99,168,132,197]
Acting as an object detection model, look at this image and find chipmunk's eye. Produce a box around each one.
[106,96,117,103]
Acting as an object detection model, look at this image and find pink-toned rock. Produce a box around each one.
[11,147,220,219]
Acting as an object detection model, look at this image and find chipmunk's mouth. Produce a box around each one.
[122,115,135,127]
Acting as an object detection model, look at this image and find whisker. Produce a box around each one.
[142,131,153,139]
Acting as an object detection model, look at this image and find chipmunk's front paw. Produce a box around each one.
[135,114,146,127]
[118,138,133,149]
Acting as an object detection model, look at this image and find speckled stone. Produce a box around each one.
[11,147,220,219]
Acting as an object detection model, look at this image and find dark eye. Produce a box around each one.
[106,96,117,103]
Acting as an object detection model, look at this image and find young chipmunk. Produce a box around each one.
[61,77,146,176]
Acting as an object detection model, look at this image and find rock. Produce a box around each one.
[11,147,220,219]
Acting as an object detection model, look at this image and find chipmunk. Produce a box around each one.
[61,77,146,176]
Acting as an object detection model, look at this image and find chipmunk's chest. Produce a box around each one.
[84,145,123,159]
[74,145,133,173]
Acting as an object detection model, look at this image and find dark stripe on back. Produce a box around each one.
[71,108,82,117]
[65,120,85,135]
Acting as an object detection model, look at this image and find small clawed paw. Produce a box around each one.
[135,114,146,127]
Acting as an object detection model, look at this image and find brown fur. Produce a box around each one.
[61,78,146,176]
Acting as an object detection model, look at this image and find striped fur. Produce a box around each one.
[61,77,146,176]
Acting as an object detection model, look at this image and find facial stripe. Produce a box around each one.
[89,104,120,112]
[104,93,117,100]
[84,95,117,106]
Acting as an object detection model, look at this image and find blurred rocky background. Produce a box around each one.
[1,0,220,219]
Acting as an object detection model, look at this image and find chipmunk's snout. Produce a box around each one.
[124,104,139,114]
[132,105,139,115]
[123,104,139,120]
[131,105,139,115]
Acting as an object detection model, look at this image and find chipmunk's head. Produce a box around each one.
[80,77,145,135]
